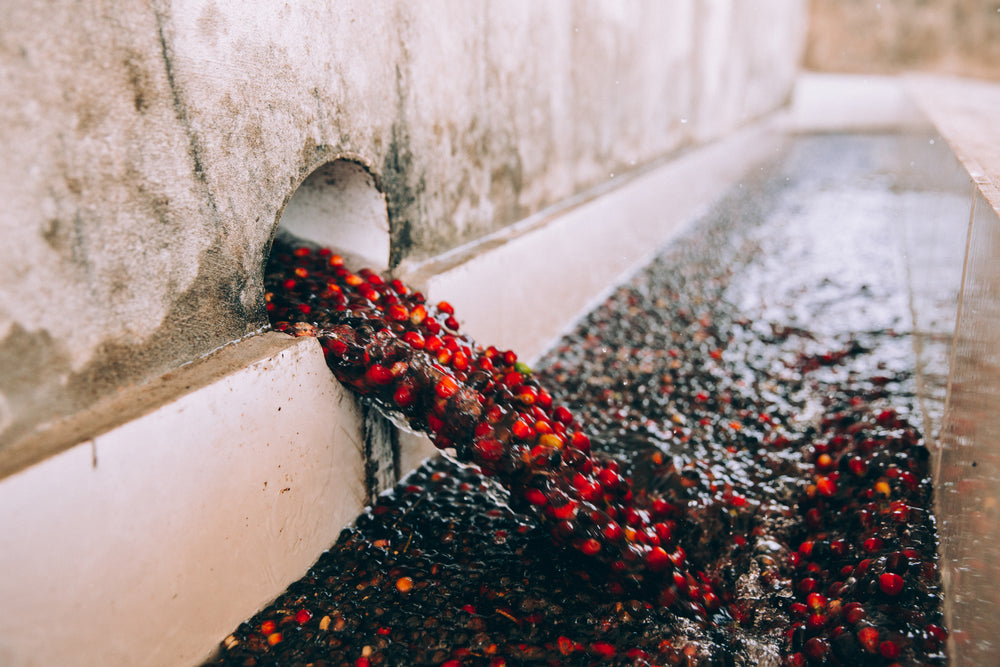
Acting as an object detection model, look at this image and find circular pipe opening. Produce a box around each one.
[275,159,390,272]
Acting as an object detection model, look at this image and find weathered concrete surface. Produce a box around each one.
[805,0,1000,83]
[0,0,807,474]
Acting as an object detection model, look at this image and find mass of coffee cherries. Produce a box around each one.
[258,231,947,666]
[266,236,707,611]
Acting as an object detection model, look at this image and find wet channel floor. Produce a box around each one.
[206,133,965,666]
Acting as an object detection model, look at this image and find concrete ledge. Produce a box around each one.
[905,74,1000,217]
[791,72,931,133]
[0,333,369,667]
[1,332,296,480]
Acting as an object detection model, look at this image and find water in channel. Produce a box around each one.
[206,134,953,667]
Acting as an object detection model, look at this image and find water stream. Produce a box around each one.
[206,135,950,666]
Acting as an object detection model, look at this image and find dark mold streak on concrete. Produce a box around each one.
[382,65,425,271]
[153,6,220,218]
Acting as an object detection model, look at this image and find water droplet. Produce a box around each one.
[680,118,688,124]
[929,139,935,145]
[609,173,615,179]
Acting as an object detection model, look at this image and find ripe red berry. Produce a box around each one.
[451,349,470,371]
[574,473,602,501]
[646,546,670,572]
[553,405,574,424]
[806,592,826,612]
[536,389,553,408]
[515,385,538,405]
[426,414,444,433]
[435,375,459,399]
[580,538,601,556]
[591,642,615,658]
[806,613,826,631]
[602,522,623,542]
[387,303,409,321]
[524,488,548,506]
[651,498,674,516]
[803,637,829,661]
[843,602,866,625]
[863,537,883,553]
[924,623,947,648]
[511,418,536,441]
[472,438,504,463]
[366,364,394,386]
[551,501,577,519]
[796,577,817,594]
[848,455,868,476]
[879,572,904,596]
[857,626,879,653]
[598,468,623,490]
[396,333,422,353]
[879,639,901,660]
[815,475,837,496]
[503,371,524,386]
[409,304,427,324]
[557,636,576,655]
[784,652,806,667]
[570,431,591,452]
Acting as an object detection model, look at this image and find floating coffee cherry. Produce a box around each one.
[879,572,905,596]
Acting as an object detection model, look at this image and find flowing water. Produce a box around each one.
[205,135,953,666]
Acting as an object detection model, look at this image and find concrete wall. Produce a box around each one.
[805,0,1000,82]
[0,0,807,476]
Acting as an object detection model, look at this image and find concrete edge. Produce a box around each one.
[0,331,370,667]
[904,73,1000,218]
[0,330,297,481]
[791,71,933,133]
